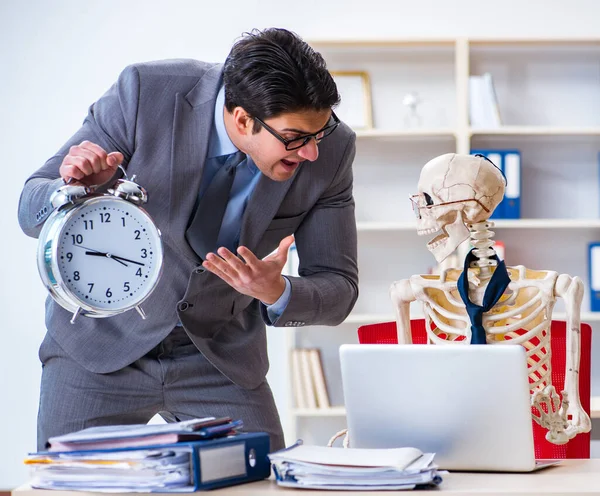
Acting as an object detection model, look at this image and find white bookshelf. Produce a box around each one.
[282,37,600,448]
[343,312,600,325]
[355,129,456,139]
[357,219,600,231]
[470,126,600,136]
[292,400,600,419]
[292,407,347,417]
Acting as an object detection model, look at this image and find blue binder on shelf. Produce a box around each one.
[27,432,271,492]
[588,242,600,312]
[470,149,521,219]
[502,150,521,219]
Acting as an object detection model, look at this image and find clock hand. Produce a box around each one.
[74,244,104,254]
[74,244,140,267]
[84,251,129,267]
[110,255,146,267]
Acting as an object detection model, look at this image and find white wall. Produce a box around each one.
[1,0,600,487]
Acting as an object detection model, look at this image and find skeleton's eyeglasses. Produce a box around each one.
[409,194,491,220]
[253,111,340,151]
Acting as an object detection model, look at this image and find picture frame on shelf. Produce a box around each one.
[330,71,373,130]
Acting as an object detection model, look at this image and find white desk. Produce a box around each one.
[13,459,600,495]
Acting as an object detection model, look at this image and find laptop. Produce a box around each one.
[339,344,559,472]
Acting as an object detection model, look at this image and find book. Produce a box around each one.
[299,348,318,409]
[291,349,308,409]
[469,73,502,128]
[308,349,331,409]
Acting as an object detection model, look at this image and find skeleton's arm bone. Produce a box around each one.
[554,273,591,435]
[390,279,416,344]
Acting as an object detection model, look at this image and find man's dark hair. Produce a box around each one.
[223,28,340,132]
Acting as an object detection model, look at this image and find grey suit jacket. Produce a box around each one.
[18,60,358,389]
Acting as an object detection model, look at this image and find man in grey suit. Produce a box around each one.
[18,28,358,452]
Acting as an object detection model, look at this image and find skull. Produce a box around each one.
[414,153,505,263]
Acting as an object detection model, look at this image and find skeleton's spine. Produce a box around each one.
[467,221,498,268]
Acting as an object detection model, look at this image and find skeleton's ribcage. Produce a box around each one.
[421,287,553,395]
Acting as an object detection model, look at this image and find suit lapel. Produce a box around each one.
[169,65,222,262]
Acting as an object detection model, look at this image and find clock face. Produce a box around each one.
[55,197,163,312]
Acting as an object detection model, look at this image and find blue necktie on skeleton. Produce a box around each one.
[457,249,511,344]
[185,151,246,260]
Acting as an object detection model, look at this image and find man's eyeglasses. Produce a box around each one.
[253,111,340,151]
[409,194,491,220]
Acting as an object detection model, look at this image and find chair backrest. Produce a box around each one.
[357,319,591,459]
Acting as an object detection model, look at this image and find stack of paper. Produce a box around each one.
[268,443,442,491]
[24,418,272,492]
[26,448,193,492]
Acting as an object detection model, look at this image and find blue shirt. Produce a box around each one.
[204,86,291,323]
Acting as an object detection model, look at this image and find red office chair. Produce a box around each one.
[357,319,591,459]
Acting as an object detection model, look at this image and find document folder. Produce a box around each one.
[471,149,521,219]
[502,150,521,219]
[471,149,504,219]
[589,242,600,312]
[27,432,271,492]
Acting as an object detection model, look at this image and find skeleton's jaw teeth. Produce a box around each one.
[427,232,448,250]
[417,227,440,237]
[417,226,448,250]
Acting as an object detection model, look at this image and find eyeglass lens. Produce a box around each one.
[285,124,338,150]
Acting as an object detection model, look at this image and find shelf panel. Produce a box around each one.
[344,313,600,324]
[494,219,600,229]
[470,126,600,136]
[294,399,600,419]
[355,129,456,139]
[356,221,415,231]
[559,312,600,323]
[344,314,396,325]
[468,38,600,46]
[308,39,456,48]
[292,407,347,417]
[356,219,600,231]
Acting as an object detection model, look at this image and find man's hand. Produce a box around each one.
[59,140,123,187]
[203,235,295,304]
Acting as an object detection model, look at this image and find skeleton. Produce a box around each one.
[390,153,591,444]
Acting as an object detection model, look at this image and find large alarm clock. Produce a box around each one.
[37,171,164,323]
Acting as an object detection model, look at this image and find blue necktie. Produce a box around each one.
[185,150,246,259]
[457,249,511,345]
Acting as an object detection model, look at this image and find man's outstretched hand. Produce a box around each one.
[203,235,295,304]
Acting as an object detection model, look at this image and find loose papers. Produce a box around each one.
[268,443,442,491]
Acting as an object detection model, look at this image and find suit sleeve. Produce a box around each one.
[264,133,359,327]
[17,65,141,238]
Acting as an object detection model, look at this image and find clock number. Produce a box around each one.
[73,271,80,281]
[121,217,126,227]
[100,213,111,223]
[66,252,73,262]
[71,234,83,245]
[106,288,113,298]
[134,230,141,240]
[123,282,130,292]
[88,283,94,293]
[141,248,148,258]
[83,220,94,230]
[135,268,142,277]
